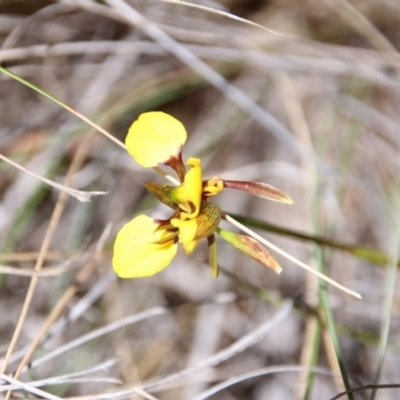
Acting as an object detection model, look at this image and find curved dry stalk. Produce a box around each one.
[0,153,107,202]
[164,0,286,38]
[329,383,400,400]
[0,65,125,150]
[0,372,62,400]
[131,388,160,400]
[193,365,333,400]
[0,359,120,392]
[1,41,400,77]
[50,270,117,338]
[223,213,361,299]
[0,250,75,262]
[23,307,167,373]
[1,3,76,50]
[276,72,323,399]
[327,0,398,54]
[0,261,80,277]
[74,0,305,157]
[5,258,103,369]
[64,387,160,400]
[1,134,99,400]
[141,300,293,392]
[9,225,112,379]
[62,301,293,400]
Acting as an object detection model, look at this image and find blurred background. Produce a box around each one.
[1,0,400,399]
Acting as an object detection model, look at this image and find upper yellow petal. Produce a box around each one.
[113,215,178,278]
[125,112,187,167]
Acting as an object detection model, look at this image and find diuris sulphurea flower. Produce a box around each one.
[113,111,293,278]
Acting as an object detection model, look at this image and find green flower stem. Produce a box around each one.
[230,214,394,267]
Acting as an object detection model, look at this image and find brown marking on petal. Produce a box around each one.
[152,231,179,245]
[222,180,293,204]
[146,182,179,210]
[188,201,196,214]
[165,148,186,182]
[153,219,170,227]
[154,223,174,232]
[240,236,281,273]
[216,228,282,273]
[194,203,221,240]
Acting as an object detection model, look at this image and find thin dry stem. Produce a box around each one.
[0,153,107,202]
[328,0,399,54]
[164,0,286,38]
[95,0,305,156]
[141,301,293,392]
[2,135,98,399]
[223,214,362,299]
[193,365,334,400]
[0,359,120,391]
[0,372,62,400]
[276,73,322,399]
[27,307,167,373]
[62,301,293,399]
[11,231,109,379]
[1,137,93,378]
[0,250,79,262]
[1,3,75,50]
[132,388,160,400]
[0,262,80,277]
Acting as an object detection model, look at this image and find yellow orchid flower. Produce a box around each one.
[113,112,293,279]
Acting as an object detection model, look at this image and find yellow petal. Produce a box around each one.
[113,215,178,278]
[171,203,221,254]
[171,217,198,254]
[125,112,187,167]
[170,157,203,219]
[203,176,224,197]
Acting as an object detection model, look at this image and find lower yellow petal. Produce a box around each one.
[171,218,198,254]
[113,215,178,278]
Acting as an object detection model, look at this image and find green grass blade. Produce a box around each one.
[317,247,354,400]
[370,189,400,400]
[230,214,393,267]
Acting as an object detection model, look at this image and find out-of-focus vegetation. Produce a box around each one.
[1,1,400,399]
